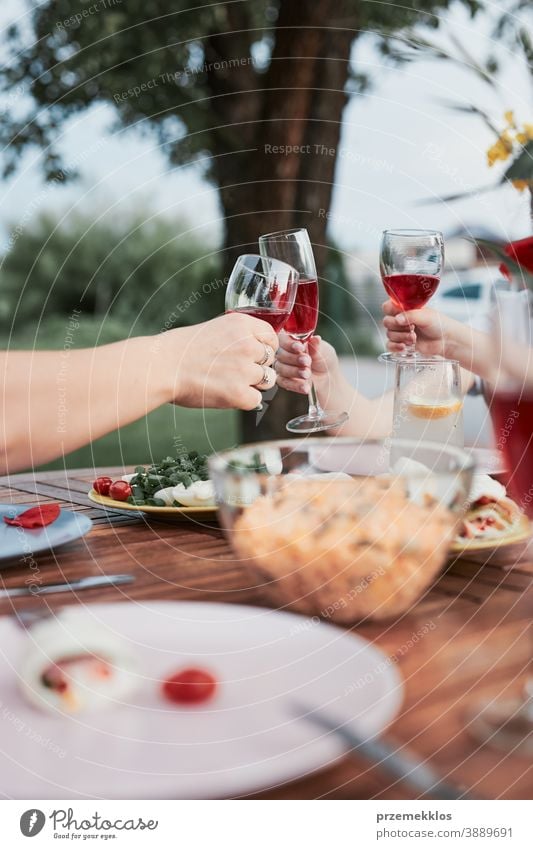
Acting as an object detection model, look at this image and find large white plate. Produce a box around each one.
[0,601,403,799]
[0,504,92,562]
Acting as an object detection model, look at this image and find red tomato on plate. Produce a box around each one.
[162,668,217,705]
[93,476,112,496]
[108,481,132,502]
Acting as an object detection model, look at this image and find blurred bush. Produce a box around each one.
[0,211,224,341]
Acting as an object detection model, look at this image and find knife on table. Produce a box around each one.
[295,703,471,800]
[0,573,134,598]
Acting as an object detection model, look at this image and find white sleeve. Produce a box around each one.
[466,313,490,396]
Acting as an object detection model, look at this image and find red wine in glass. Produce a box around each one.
[284,277,319,338]
[225,253,299,412]
[382,273,440,311]
[379,229,444,360]
[491,391,533,517]
[228,306,291,333]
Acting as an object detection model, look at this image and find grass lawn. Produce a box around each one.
[38,406,239,472]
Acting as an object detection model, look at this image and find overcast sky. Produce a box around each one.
[0,0,531,259]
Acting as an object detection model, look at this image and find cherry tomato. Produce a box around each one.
[93,476,112,496]
[109,480,132,502]
[162,667,217,705]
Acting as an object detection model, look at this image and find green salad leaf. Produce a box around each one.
[126,451,209,505]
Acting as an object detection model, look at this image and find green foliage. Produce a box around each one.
[504,140,533,182]
[0,314,127,351]
[0,211,224,339]
[0,0,476,182]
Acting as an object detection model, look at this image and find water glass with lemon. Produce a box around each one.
[392,358,464,449]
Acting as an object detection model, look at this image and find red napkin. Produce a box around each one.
[3,503,61,528]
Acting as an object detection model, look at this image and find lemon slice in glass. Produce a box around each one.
[407,397,463,420]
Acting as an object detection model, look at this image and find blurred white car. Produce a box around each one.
[432,267,508,324]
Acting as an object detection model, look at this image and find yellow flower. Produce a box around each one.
[504,110,516,127]
[512,179,530,192]
[487,132,514,167]
[515,124,533,145]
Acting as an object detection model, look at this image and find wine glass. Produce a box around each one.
[468,286,533,755]
[258,228,348,433]
[379,229,444,361]
[225,254,299,411]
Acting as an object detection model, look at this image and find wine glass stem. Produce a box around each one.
[305,341,323,419]
[404,311,416,356]
[307,382,323,418]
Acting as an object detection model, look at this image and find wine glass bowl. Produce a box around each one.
[225,253,299,414]
[380,229,444,360]
[224,254,298,331]
[259,229,319,340]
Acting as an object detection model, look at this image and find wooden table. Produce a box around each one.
[1,467,531,800]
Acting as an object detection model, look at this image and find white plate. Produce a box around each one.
[308,443,506,478]
[0,504,92,562]
[0,601,403,799]
[470,447,506,476]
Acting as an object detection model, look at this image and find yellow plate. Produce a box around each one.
[88,489,218,521]
[450,513,531,554]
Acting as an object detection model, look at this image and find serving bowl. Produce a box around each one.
[209,438,475,623]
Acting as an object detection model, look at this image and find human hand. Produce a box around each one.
[275,332,340,395]
[382,300,452,358]
[162,313,278,410]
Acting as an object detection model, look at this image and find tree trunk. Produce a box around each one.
[211,0,358,442]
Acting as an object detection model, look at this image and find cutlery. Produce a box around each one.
[0,573,134,599]
[295,703,470,800]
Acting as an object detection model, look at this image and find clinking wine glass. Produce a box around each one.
[225,253,299,411]
[379,228,444,362]
[468,285,533,755]
[258,228,348,433]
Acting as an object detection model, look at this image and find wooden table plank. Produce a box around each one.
[0,469,531,800]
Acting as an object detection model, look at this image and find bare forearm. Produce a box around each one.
[0,337,170,473]
[315,370,394,438]
[444,319,493,383]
